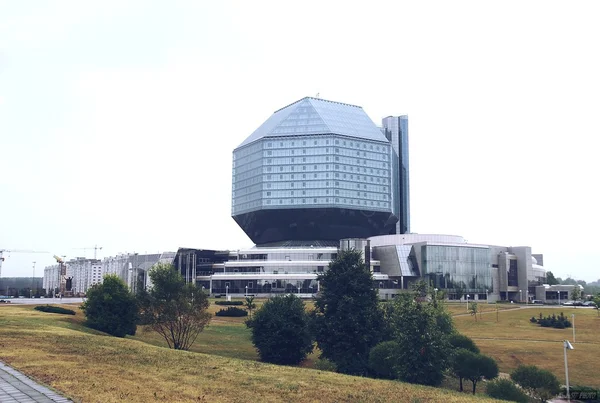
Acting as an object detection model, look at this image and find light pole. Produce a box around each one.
[564,340,574,402]
[31,261,36,298]
[226,285,229,300]
[519,289,522,304]
[245,285,248,297]
[466,294,470,312]
[558,290,561,305]
[572,314,576,342]
[486,289,489,304]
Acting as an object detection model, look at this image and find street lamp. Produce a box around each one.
[466,294,470,312]
[558,290,561,305]
[564,340,574,402]
[245,285,248,297]
[572,314,576,342]
[31,261,36,299]
[226,285,229,300]
[486,289,489,304]
[519,289,522,303]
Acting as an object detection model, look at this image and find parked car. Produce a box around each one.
[562,301,575,306]
[583,301,597,307]
[532,300,544,305]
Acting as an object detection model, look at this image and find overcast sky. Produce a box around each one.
[1,1,598,281]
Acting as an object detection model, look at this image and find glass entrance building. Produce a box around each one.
[232,97,399,245]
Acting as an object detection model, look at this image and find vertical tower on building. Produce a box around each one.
[382,115,410,234]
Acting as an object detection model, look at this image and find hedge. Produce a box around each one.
[215,307,248,317]
[34,305,76,315]
[215,301,244,306]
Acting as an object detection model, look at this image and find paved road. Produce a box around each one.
[0,361,72,403]
[0,298,85,305]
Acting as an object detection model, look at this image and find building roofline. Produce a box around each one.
[273,96,363,113]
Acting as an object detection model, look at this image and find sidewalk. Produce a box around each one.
[0,361,72,403]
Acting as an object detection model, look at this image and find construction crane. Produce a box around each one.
[72,245,103,259]
[0,249,49,279]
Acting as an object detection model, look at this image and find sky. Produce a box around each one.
[1,1,599,281]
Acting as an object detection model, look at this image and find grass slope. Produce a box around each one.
[454,306,600,388]
[0,305,504,403]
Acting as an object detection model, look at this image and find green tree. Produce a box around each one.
[469,302,479,321]
[311,249,384,375]
[368,341,399,379]
[545,271,559,285]
[511,365,561,402]
[386,291,454,386]
[138,263,211,350]
[80,274,138,337]
[247,294,313,365]
[461,351,499,394]
[485,378,529,403]
[448,333,480,354]
[571,286,582,304]
[244,296,256,318]
[594,293,600,317]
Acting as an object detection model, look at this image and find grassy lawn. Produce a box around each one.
[454,306,600,387]
[0,304,504,403]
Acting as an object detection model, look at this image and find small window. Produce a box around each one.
[268,150,272,155]
[313,198,317,203]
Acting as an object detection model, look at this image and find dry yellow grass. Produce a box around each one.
[0,304,506,403]
[454,306,600,387]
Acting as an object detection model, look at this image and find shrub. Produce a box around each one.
[81,275,138,337]
[448,333,480,354]
[215,300,244,306]
[34,305,76,315]
[215,306,248,317]
[313,358,337,372]
[486,378,529,403]
[532,312,572,329]
[369,341,399,379]
[511,365,561,402]
[247,294,313,365]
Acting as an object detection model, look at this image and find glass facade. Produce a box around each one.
[422,245,492,292]
[382,115,410,234]
[232,135,392,215]
[232,97,399,244]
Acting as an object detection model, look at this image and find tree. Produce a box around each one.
[448,333,480,354]
[485,378,529,403]
[368,341,399,379]
[511,365,561,402]
[247,294,312,365]
[571,285,582,304]
[594,294,600,317]
[451,350,498,394]
[80,274,138,337]
[386,290,455,386]
[138,263,211,351]
[311,249,384,375]
[546,271,559,285]
[469,302,478,321]
[244,296,256,318]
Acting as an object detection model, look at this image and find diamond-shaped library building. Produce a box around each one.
[232,97,404,245]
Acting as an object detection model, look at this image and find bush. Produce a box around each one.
[448,333,480,354]
[215,300,244,306]
[532,312,572,329]
[248,294,313,365]
[369,341,399,379]
[34,305,76,315]
[511,365,561,402]
[486,378,529,403]
[215,306,248,317]
[81,275,138,337]
[313,358,337,372]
